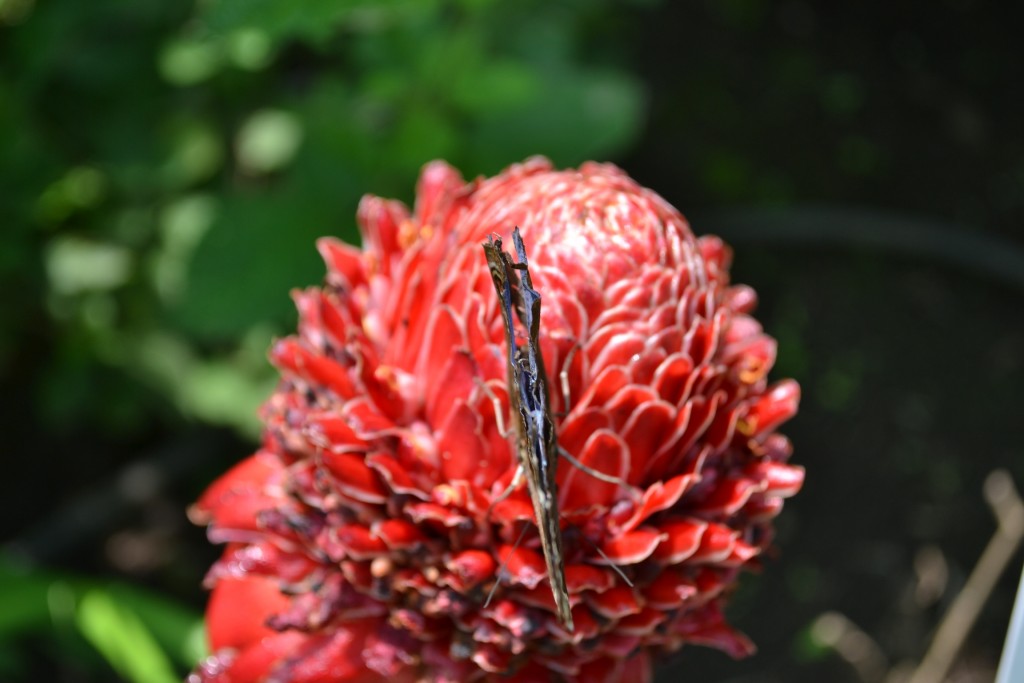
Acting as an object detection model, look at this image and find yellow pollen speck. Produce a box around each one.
[407,431,435,466]
[371,557,393,578]
[374,365,400,391]
[398,220,419,249]
[435,484,458,505]
[365,252,379,275]
[737,416,757,436]
[739,359,767,384]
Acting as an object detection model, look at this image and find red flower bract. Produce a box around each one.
[189,157,804,683]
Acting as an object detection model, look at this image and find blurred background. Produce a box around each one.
[1,0,1023,681]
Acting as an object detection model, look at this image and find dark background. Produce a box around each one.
[1,1,1022,681]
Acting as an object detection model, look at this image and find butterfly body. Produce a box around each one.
[483,229,573,631]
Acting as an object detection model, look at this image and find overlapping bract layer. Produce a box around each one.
[190,157,804,683]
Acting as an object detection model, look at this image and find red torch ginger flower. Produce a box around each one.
[189,157,804,683]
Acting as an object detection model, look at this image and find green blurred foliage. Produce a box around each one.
[0,556,204,682]
[0,0,646,677]
[0,0,646,439]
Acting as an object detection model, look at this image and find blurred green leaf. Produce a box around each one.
[0,565,51,638]
[389,106,458,173]
[793,621,833,662]
[202,0,439,45]
[176,344,278,437]
[174,189,328,338]
[105,585,207,668]
[34,166,109,224]
[466,67,645,170]
[837,135,882,177]
[162,122,225,189]
[77,590,180,683]
[225,28,274,70]
[702,151,754,202]
[153,194,218,304]
[0,0,35,25]
[159,38,224,86]
[820,72,866,117]
[236,109,304,174]
[817,350,864,412]
[449,60,542,115]
[0,557,205,672]
[45,238,134,295]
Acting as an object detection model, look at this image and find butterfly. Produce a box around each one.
[482,228,574,630]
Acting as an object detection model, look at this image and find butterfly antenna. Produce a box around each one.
[473,376,513,440]
[559,342,580,414]
[591,541,634,587]
[558,446,631,487]
[484,522,531,608]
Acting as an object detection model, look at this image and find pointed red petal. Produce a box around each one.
[342,398,396,437]
[557,408,612,466]
[721,538,761,567]
[357,194,409,276]
[489,495,535,524]
[673,606,757,659]
[417,305,466,405]
[644,570,698,609]
[317,237,367,289]
[688,623,757,659]
[404,502,471,528]
[414,160,464,228]
[615,606,667,636]
[426,351,477,429]
[652,353,695,406]
[564,564,615,593]
[436,401,485,483]
[596,527,665,565]
[586,584,642,620]
[703,404,741,451]
[365,453,424,498]
[371,519,425,551]
[305,414,367,453]
[618,472,696,532]
[620,399,675,484]
[604,384,658,432]
[590,332,646,380]
[698,476,766,517]
[746,461,805,498]
[575,366,630,413]
[577,652,652,683]
[738,379,800,437]
[215,631,307,683]
[192,452,280,523]
[333,524,388,560]
[689,523,737,564]
[320,452,388,504]
[651,519,707,564]
[279,621,407,683]
[448,550,497,589]
[496,544,547,589]
[548,604,600,644]
[745,495,786,521]
[271,338,357,399]
[560,429,629,512]
[207,575,290,651]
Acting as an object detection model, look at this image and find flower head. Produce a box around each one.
[190,157,804,682]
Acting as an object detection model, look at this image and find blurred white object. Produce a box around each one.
[996,563,1024,683]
